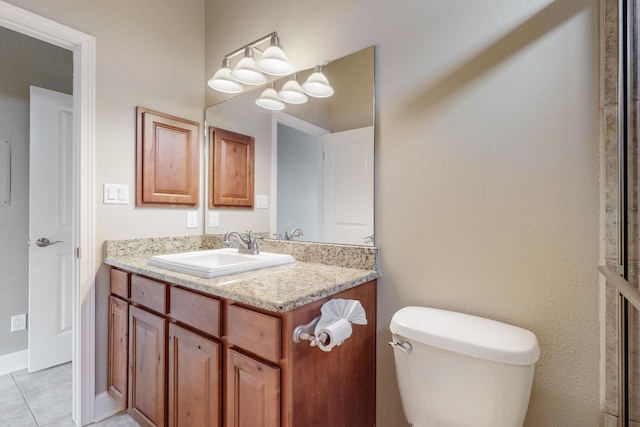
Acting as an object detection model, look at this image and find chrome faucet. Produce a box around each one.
[275,227,304,241]
[223,230,262,255]
[272,228,304,241]
[288,228,303,240]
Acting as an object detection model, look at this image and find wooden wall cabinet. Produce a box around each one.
[136,107,200,207]
[209,127,254,208]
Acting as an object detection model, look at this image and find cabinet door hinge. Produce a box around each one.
[76,247,81,258]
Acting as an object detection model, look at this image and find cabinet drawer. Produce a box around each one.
[130,275,167,314]
[227,305,280,363]
[110,268,129,299]
[169,287,221,338]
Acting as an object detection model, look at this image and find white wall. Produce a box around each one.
[0,26,72,357]
[206,1,600,426]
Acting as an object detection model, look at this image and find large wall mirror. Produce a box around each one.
[204,46,374,245]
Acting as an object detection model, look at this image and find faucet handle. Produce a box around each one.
[251,234,263,248]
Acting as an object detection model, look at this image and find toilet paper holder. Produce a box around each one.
[292,298,367,351]
[292,316,328,347]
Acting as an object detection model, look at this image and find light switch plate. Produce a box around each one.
[103,184,129,205]
[209,211,219,228]
[186,211,198,229]
[255,194,268,209]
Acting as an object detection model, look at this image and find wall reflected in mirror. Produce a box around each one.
[204,46,374,245]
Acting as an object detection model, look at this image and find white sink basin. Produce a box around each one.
[147,248,295,279]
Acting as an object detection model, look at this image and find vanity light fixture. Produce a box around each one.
[207,32,335,111]
[230,47,267,85]
[277,75,308,104]
[255,83,285,110]
[207,58,243,93]
[208,31,293,92]
[302,65,335,98]
[256,33,295,76]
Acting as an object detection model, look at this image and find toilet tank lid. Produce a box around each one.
[390,306,540,366]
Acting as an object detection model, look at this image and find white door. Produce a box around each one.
[28,86,73,372]
[322,126,374,246]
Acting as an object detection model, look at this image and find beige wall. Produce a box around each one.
[2,0,601,425]
[4,0,206,392]
[206,1,600,426]
[6,0,206,241]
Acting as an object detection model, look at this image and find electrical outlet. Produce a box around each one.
[11,313,27,332]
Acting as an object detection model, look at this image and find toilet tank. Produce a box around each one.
[390,307,540,427]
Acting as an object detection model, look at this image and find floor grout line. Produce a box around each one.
[5,364,138,427]
[9,370,39,426]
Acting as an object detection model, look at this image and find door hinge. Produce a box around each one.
[76,247,81,258]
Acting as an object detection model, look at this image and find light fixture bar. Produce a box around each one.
[222,31,279,61]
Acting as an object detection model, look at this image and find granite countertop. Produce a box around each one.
[103,235,380,313]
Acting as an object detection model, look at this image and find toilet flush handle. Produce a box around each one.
[388,340,412,354]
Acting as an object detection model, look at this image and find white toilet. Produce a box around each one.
[389,306,540,427]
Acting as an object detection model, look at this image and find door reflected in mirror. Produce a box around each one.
[205,46,374,245]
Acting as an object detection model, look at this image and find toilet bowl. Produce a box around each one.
[389,306,540,427]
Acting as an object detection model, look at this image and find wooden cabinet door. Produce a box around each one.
[129,306,166,427]
[107,296,128,409]
[136,107,200,207]
[209,127,254,208]
[225,349,280,427]
[167,324,221,427]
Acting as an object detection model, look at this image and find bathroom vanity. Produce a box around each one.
[104,236,379,427]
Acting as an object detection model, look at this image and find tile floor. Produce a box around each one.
[0,363,139,426]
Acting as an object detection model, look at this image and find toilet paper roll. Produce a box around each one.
[318,318,353,352]
[314,299,367,336]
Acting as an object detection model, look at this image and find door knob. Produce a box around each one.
[36,238,62,247]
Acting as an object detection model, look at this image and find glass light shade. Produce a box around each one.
[255,87,285,110]
[231,47,267,85]
[302,67,334,98]
[207,65,243,93]
[256,46,294,76]
[278,79,308,104]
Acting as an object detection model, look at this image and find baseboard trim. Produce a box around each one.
[94,391,124,422]
[94,391,125,422]
[0,349,27,376]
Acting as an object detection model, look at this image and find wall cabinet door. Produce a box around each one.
[129,305,166,427]
[167,323,221,427]
[225,349,280,427]
[107,296,128,408]
[209,127,254,208]
[136,107,200,207]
